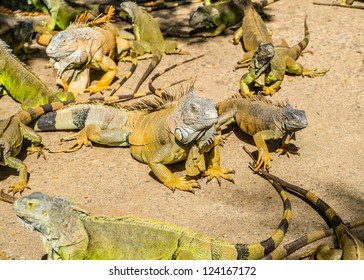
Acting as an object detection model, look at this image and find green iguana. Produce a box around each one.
[216,94,308,170]
[0,13,35,56]
[34,87,234,192]
[120,1,188,95]
[189,0,278,37]
[13,187,291,259]
[46,7,128,95]
[240,17,329,96]
[0,39,74,110]
[27,0,78,30]
[257,171,364,260]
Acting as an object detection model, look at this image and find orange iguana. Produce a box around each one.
[46,7,128,95]
[216,94,308,170]
[34,86,234,192]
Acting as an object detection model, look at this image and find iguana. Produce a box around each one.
[119,1,188,95]
[0,93,148,195]
[257,170,364,260]
[13,186,291,259]
[0,39,74,110]
[34,87,234,192]
[46,7,125,95]
[231,0,276,67]
[189,0,279,37]
[216,94,308,170]
[240,17,329,96]
[27,0,78,30]
[0,14,35,56]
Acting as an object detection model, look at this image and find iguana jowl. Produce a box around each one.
[35,88,234,192]
[13,189,291,260]
[217,94,308,170]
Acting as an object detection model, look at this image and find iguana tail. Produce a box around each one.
[254,0,281,9]
[148,54,204,97]
[133,49,162,95]
[16,93,150,126]
[109,49,138,96]
[291,16,309,59]
[233,175,291,259]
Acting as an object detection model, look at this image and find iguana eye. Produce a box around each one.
[190,104,199,113]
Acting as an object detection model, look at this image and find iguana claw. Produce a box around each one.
[255,149,273,171]
[204,167,235,185]
[52,130,92,153]
[164,177,200,193]
[8,182,29,195]
[27,145,47,159]
[276,144,300,156]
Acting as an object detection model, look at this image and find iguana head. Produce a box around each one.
[189,8,217,29]
[46,31,79,59]
[119,2,140,21]
[250,43,275,77]
[281,105,308,134]
[173,91,218,148]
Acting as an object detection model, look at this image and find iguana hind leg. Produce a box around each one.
[285,56,329,77]
[55,124,131,152]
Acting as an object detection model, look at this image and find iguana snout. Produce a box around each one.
[46,32,78,58]
[282,106,308,133]
[189,9,213,29]
[13,192,52,234]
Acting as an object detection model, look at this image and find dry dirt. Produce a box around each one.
[0,0,363,260]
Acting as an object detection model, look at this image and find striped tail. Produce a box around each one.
[234,175,291,259]
[291,16,310,59]
[109,49,138,96]
[133,49,162,95]
[17,93,152,125]
[148,54,204,97]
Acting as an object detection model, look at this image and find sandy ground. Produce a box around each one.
[0,0,363,260]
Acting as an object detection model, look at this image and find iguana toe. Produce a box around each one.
[164,177,200,193]
[27,146,47,159]
[204,167,235,185]
[8,182,29,195]
[255,150,273,171]
[276,144,300,156]
[86,84,109,94]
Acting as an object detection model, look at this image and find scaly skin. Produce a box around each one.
[46,7,119,95]
[258,171,364,260]
[27,0,78,30]
[0,91,148,195]
[217,95,308,170]
[240,17,329,96]
[35,89,233,192]
[13,188,291,259]
[120,2,188,95]
[0,39,74,110]
[189,0,279,37]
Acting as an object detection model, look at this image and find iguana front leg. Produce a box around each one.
[147,144,200,193]
[86,56,118,93]
[239,71,256,97]
[5,157,29,195]
[203,136,235,185]
[164,40,190,55]
[262,81,282,96]
[202,23,227,37]
[276,134,300,156]
[253,130,283,171]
